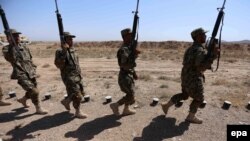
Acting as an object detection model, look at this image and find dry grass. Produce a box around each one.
[138,73,152,81]
[158,76,171,81]
[211,78,228,86]
[159,84,169,88]
[42,63,50,68]
[104,81,111,89]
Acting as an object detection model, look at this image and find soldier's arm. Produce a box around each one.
[195,47,214,71]
[2,45,16,63]
[119,48,135,70]
[54,49,67,69]
[26,46,37,68]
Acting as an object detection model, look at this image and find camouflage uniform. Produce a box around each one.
[117,44,136,106]
[55,47,84,109]
[2,43,39,105]
[170,41,216,114]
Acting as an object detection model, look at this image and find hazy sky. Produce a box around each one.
[0,0,249,41]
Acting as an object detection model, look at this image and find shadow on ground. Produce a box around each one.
[6,111,74,140]
[65,114,121,140]
[133,115,190,141]
[0,107,34,123]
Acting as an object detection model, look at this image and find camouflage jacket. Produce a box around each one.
[117,44,135,73]
[54,47,82,83]
[181,42,216,85]
[2,44,37,79]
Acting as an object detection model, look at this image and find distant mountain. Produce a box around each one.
[224,40,250,44]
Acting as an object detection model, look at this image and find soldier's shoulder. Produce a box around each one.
[119,45,129,52]
[2,45,10,52]
[190,43,204,52]
[55,48,63,52]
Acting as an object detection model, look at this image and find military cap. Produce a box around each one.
[121,28,132,37]
[9,29,21,34]
[191,27,208,39]
[63,32,76,38]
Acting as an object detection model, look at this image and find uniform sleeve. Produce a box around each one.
[54,49,67,69]
[2,45,16,63]
[195,47,214,71]
[118,47,135,69]
[119,47,130,64]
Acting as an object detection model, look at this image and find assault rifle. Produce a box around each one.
[0,5,18,51]
[54,0,77,70]
[206,0,226,71]
[130,0,140,67]
[0,5,28,74]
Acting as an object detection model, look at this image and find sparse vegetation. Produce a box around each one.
[139,73,152,81]
[159,84,169,88]
[212,78,228,86]
[42,63,50,68]
[158,76,170,81]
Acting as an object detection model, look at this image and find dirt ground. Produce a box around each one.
[0,42,249,141]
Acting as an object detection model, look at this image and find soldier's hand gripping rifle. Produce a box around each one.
[130,0,140,79]
[0,5,29,75]
[54,0,79,75]
[206,0,226,71]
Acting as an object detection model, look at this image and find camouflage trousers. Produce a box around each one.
[117,72,135,106]
[171,76,204,114]
[17,76,39,105]
[64,79,84,109]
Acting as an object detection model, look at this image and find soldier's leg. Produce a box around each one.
[0,86,11,106]
[17,78,32,107]
[186,78,204,124]
[121,76,136,116]
[18,78,47,114]
[68,82,87,119]
[161,88,189,115]
[72,93,87,119]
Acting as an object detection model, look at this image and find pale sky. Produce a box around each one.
[0,0,249,41]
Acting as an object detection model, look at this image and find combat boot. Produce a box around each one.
[161,100,174,115]
[17,96,30,108]
[35,104,48,115]
[61,98,71,111]
[122,105,136,116]
[0,100,11,106]
[0,95,11,106]
[75,108,87,119]
[110,103,120,116]
[185,112,203,124]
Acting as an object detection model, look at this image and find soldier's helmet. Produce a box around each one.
[9,29,22,35]
[121,28,132,38]
[63,32,76,38]
[191,27,208,40]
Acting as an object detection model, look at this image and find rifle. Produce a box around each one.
[206,0,226,71]
[130,0,140,67]
[0,5,29,75]
[54,0,78,71]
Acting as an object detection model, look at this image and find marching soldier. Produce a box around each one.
[2,29,47,114]
[161,28,219,124]
[110,28,139,116]
[54,32,87,119]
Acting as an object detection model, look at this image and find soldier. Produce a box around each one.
[2,29,47,114]
[110,28,138,116]
[0,85,11,106]
[161,28,219,124]
[54,32,87,119]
